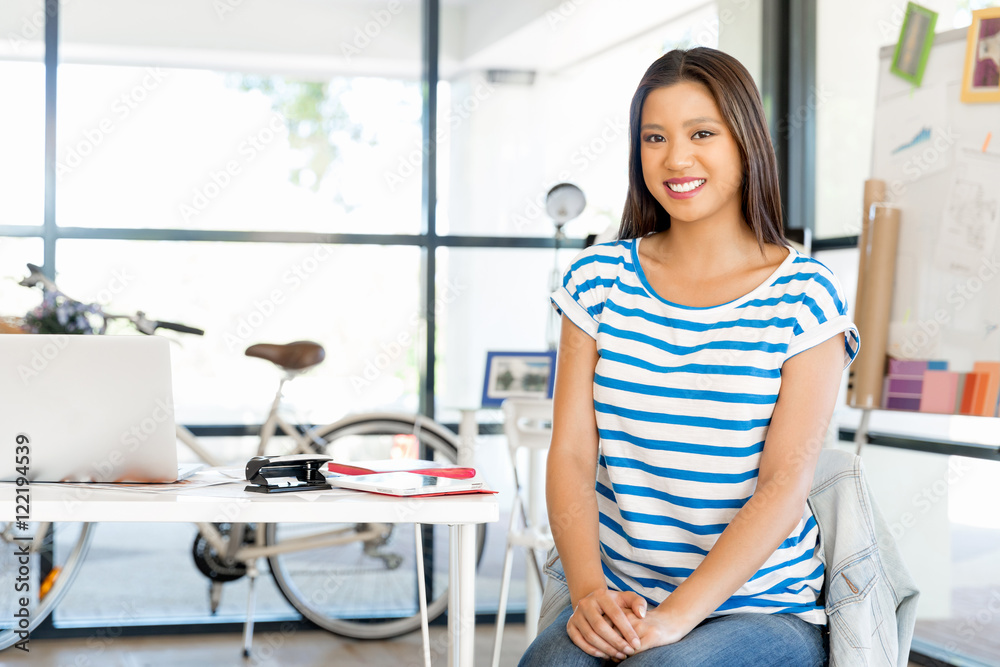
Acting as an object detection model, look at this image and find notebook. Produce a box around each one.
[325,460,494,497]
[0,334,185,483]
[328,471,493,497]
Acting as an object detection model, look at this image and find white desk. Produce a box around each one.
[0,479,498,667]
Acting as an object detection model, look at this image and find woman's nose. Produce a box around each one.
[664,141,694,170]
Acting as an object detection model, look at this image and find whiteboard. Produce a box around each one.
[872,27,1000,371]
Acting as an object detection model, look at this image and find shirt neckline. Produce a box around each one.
[630,236,797,312]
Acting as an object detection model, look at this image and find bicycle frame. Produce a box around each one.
[8,262,475,651]
[194,521,389,562]
[175,373,319,468]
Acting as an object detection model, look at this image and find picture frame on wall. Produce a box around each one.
[890,2,938,86]
[481,351,556,408]
[961,7,1000,103]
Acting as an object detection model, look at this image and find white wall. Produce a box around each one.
[814,0,962,239]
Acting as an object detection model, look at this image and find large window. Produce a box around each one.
[56,65,423,234]
[0,0,780,636]
[437,0,719,240]
[0,0,45,230]
[815,0,1000,239]
[56,240,422,423]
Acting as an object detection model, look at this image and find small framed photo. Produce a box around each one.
[481,351,556,408]
[890,2,938,86]
[961,7,1000,103]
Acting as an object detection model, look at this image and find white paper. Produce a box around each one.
[873,85,953,187]
[933,149,1000,276]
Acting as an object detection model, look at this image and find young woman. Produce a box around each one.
[519,47,859,666]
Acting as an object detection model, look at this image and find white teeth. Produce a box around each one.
[667,179,705,193]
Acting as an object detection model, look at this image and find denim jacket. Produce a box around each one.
[537,448,919,667]
[807,448,919,667]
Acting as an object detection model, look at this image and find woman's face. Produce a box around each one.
[639,81,744,228]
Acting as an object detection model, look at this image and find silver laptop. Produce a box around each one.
[0,335,184,483]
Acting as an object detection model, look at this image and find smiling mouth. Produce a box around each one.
[666,179,706,193]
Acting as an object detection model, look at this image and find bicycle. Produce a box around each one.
[0,264,486,651]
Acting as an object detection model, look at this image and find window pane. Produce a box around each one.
[0,1,45,227]
[56,0,423,233]
[814,2,988,239]
[54,522,296,626]
[912,456,1000,666]
[56,240,421,425]
[819,247,1000,664]
[435,246,577,413]
[436,245,579,615]
[0,237,44,323]
[437,2,718,239]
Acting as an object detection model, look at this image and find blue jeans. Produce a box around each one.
[518,605,827,667]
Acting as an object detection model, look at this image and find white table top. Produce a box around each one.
[0,477,499,525]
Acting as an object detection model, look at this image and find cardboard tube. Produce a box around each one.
[851,203,900,409]
[847,179,886,404]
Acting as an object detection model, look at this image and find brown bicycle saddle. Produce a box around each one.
[244,341,326,371]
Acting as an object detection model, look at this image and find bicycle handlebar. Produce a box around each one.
[155,320,205,336]
[21,263,205,337]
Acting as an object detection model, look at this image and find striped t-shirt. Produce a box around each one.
[551,237,860,624]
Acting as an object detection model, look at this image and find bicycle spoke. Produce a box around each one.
[264,416,485,639]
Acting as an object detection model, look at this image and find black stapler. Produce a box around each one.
[245,454,334,494]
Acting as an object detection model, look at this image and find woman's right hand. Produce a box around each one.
[566,588,647,661]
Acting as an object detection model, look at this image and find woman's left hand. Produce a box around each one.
[617,605,693,656]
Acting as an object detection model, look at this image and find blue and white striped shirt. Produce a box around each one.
[551,237,860,624]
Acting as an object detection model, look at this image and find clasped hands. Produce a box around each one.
[567,588,689,662]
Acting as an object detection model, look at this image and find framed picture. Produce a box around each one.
[481,351,556,408]
[961,7,1000,103]
[890,2,938,86]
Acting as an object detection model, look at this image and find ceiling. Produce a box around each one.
[0,0,712,78]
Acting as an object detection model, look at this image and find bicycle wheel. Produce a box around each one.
[0,522,95,651]
[265,414,486,640]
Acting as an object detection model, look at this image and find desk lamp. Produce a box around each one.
[545,183,586,350]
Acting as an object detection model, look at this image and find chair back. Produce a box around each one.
[501,398,553,455]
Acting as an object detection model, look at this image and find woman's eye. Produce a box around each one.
[693,130,714,139]
[643,134,665,143]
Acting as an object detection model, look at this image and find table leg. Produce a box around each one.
[525,447,545,642]
[242,561,258,657]
[415,524,432,667]
[457,409,477,467]
[448,523,477,667]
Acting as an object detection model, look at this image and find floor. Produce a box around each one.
[1,622,529,666]
[915,584,1000,666]
[2,624,938,667]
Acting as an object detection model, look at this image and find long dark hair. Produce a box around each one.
[618,47,786,250]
